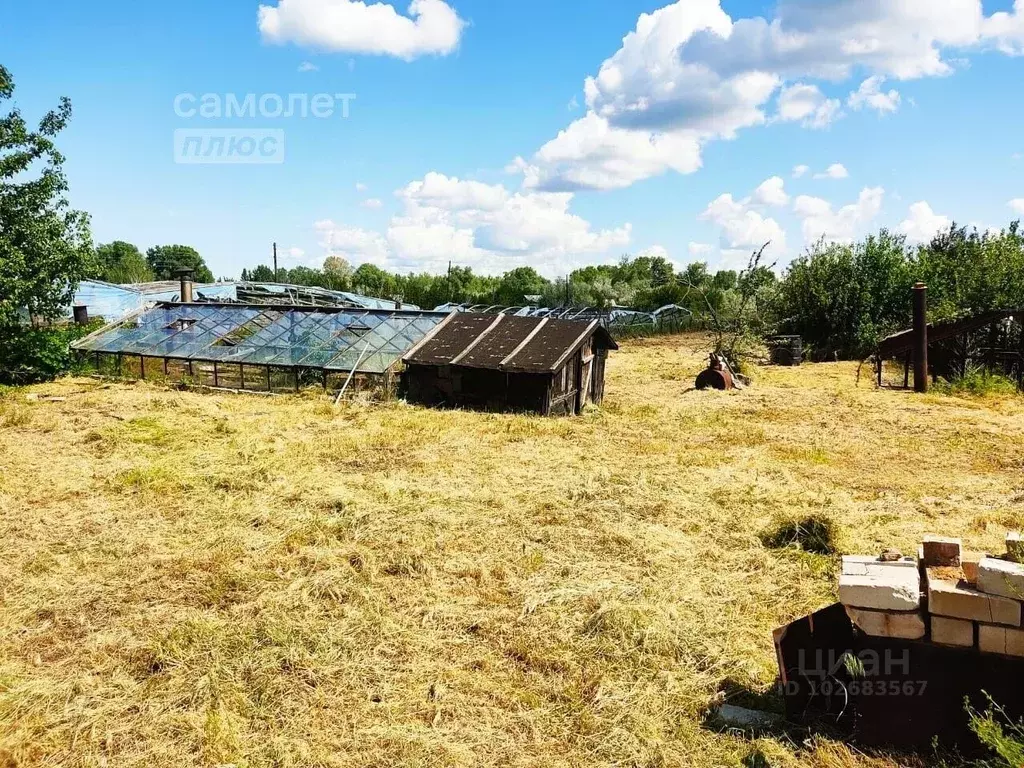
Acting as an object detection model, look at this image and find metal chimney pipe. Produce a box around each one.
[72,305,89,325]
[913,282,928,393]
[174,268,195,303]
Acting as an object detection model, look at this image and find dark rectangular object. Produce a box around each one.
[775,603,1024,754]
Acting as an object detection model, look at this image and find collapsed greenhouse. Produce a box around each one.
[70,302,450,393]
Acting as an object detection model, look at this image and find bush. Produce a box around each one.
[0,321,102,385]
[967,696,1024,767]
[933,369,1021,398]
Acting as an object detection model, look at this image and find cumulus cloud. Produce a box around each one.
[848,76,901,113]
[513,112,702,192]
[700,193,787,255]
[258,0,466,60]
[315,172,631,275]
[750,176,790,207]
[355,182,368,192]
[794,186,884,243]
[899,201,952,243]
[689,242,713,257]
[792,164,810,178]
[1009,198,1024,215]
[813,163,849,180]
[514,0,1024,192]
[983,0,1024,55]
[776,83,842,128]
[297,61,319,72]
[361,198,383,209]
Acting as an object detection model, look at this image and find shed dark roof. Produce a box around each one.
[403,313,617,373]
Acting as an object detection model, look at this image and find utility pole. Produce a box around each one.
[447,260,453,303]
[273,242,279,282]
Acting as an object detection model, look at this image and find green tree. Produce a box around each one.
[496,266,549,306]
[93,241,152,284]
[323,256,353,290]
[774,230,912,359]
[145,245,214,283]
[249,264,275,282]
[0,65,94,383]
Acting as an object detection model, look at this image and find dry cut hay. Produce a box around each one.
[1,334,1022,767]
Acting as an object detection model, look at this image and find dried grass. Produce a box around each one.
[1,334,1022,767]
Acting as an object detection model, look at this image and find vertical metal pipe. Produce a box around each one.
[913,282,928,393]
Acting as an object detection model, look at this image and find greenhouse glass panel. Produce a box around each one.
[71,303,450,377]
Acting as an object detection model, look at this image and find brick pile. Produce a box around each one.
[839,532,1024,656]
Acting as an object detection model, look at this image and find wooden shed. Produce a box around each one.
[402,313,618,415]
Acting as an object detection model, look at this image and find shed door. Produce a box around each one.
[579,346,595,410]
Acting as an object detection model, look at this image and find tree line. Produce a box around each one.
[5,58,1024,384]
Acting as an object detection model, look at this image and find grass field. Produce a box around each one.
[1,334,1023,767]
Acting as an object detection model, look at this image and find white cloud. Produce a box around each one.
[848,76,901,113]
[983,0,1024,55]
[899,201,952,243]
[355,182,368,192]
[688,242,713,257]
[1009,199,1024,215]
[315,173,631,275]
[792,164,810,178]
[567,95,580,111]
[794,186,884,244]
[514,0,1024,192]
[638,245,670,260]
[361,198,383,209]
[258,0,466,60]
[297,61,319,72]
[700,193,787,254]
[287,247,305,259]
[776,83,842,128]
[515,112,702,192]
[813,163,849,180]
[750,176,789,207]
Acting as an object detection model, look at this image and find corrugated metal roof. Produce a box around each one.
[403,313,617,373]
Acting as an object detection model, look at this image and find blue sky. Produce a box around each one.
[3,0,1024,279]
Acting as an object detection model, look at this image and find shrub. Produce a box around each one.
[0,321,102,385]
[967,696,1024,767]
[933,369,1020,398]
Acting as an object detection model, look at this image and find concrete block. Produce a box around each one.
[977,557,1024,602]
[922,535,962,567]
[842,556,918,577]
[840,565,921,611]
[931,616,974,648]
[978,625,1024,656]
[928,569,1021,626]
[1008,532,1023,564]
[845,606,926,640]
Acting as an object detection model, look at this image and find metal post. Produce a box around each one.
[273,242,279,282]
[913,282,928,393]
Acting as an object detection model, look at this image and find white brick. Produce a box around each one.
[977,624,1023,656]
[977,557,1024,602]
[842,555,917,575]
[928,569,1021,626]
[840,566,921,611]
[931,616,974,647]
[922,535,962,567]
[845,606,926,640]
